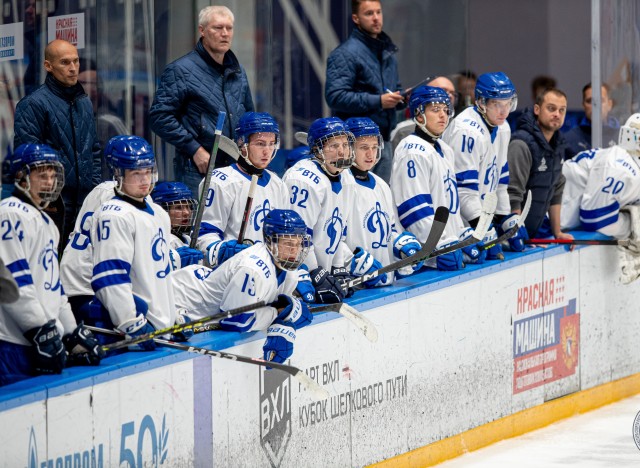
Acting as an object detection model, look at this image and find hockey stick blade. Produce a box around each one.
[426,191,497,258]
[155,339,330,400]
[218,135,240,161]
[348,206,450,288]
[295,131,308,145]
[480,190,532,251]
[526,238,631,247]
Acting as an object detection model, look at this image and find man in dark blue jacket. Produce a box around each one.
[14,39,101,244]
[149,5,254,195]
[325,0,404,184]
[507,88,574,243]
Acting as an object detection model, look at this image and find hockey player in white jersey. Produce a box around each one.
[172,209,313,365]
[151,181,204,269]
[442,72,527,255]
[344,117,423,284]
[90,136,187,351]
[391,85,485,271]
[561,114,640,237]
[195,112,289,268]
[283,117,386,302]
[0,144,103,386]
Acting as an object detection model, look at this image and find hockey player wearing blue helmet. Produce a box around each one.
[0,144,103,386]
[442,72,527,258]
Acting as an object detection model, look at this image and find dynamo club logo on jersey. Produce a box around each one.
[365,202,392,249]
[253,199,272,232]
[151,228,171,278]
[40,239,61,292]
[324,207,345,255]
[484,155,499,192]
[444,169,460,214]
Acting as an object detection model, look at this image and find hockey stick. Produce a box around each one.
[526,238,631,247]
[238,174,259,244]
[400,75,435,98]
[101,298,267,352]
[190,111,226,248]
[295,131,308,146]
[347,206,450,289]
[192,302,378,343]
[479,190,532,252]
[155,339,329,400]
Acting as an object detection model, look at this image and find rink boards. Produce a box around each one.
[1,234,640,468]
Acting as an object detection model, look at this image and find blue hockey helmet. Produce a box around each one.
[306,117,355,174]
[263,209,311,271]
[409,85,453,118]
[5,144,64,208]
[235,112,280,168]
[152,181,198,236]
[475,72,517,110]
[345,117,383,166]
[105,135,157,196]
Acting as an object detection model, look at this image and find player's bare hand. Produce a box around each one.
[555,232,575,251]
[193,147,210,174]
[381,91,404,109]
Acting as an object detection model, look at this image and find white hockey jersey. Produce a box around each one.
[91,197,177,331]
[172,243,298,330]
[282,159,356,270]
[60,181,117,297]
[390,134,464,247]
[346,170,400,270]
[195,164,289,254]
[561,146,640,237]
[442,106,511,221]
[0,196,77,345]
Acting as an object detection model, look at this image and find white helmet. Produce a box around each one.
[619,113,640,156]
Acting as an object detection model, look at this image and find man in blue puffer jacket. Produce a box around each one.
[149,5,254,195]
[325,0,405,184]
[13,39,101,244]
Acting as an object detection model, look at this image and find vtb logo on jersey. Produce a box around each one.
[484,155,498,192]
[324,207,345,255]
[151,228,171,278]
[365,202,391,249]
[444,169,460,214]
[40,239,61,291]
[259,366,292,468]
[253,199,272,232]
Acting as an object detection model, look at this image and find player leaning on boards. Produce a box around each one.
[0,144,102,386]
[171,209,313,365]
[391,85,483,271]
[194,112,289,269]
[442,72,529,257]
[561,114,640,283]
[283,117,386,303]
[89,136,191,351]
[151,181,204,270]
[344,116,424,285]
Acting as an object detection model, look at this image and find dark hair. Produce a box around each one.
[458,69,477,80]
[581,82,611,100]
[535,88,567,106]
[352,0,380,15]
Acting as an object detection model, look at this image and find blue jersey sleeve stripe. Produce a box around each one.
[400,206,434,229]
[199,223,224,238]
[499,175,509,184]
[219,313,257,332]
[397,194,433,217]
[579,201,620,220]
[91,274,131,292]
[581,214,618,231]
[6,259,29,273]
[14,274,34,287]
[93,259,131,276]
[456,170,479,184]
[458,181,480,190]
[501,162,509,174]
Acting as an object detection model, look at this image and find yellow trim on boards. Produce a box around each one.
[369,372,640,467]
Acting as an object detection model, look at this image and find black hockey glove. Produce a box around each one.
[310,267,347,304]
[63,322,105,366]
[23,319,67,375]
